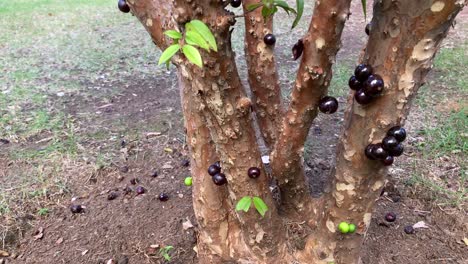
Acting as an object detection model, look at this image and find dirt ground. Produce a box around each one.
[0,1,467,264]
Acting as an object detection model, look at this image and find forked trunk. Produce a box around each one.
[127,0,466,263]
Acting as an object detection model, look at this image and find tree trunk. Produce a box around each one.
[126,0,467,263]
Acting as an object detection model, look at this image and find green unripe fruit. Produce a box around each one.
[338,222,350,234]
[348,224,356,233]
[184,177,193,186]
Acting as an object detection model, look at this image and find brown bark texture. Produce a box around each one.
[127,0,466,263]
[242,0,283,148]
[270,0,352,213]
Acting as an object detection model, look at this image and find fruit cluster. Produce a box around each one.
[208,161,227,186]
[338,221,356,234]
[348,64,385,105]
[365,126,407,166]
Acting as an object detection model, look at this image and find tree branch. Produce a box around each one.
[303,1,466,263]
[270,0,352,211]
[242,0,283,148]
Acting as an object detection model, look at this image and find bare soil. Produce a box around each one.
[1,2,466,264]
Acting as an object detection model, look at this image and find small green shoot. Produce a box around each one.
[361,0,367,20]
[159,245,174,261]
[38,208,49,216]
[158,20,217,68]
[235,196,269,217]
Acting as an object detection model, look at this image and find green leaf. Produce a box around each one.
[158,44,180,65]
[236,196,252,212]
[291,0,304,29]
[247,3,264,11]
[164,30,182,40]
[274,0,296,15]
[252,197,269,217]
[185,30,210,51]
[182,44,203,68]
[361,0,367,20]
[187,20,217,52]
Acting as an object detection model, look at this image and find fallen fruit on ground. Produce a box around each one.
[338,222,350,234]
[136,186,146,195]
[385,212,397,222]
[404,225,415,234]
[70,205,83,214]
[184,177,193,186]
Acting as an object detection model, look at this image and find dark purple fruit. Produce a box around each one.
[264,34,276,46]
[387,126,407,142]
[354,89,373,105]
[384,212,397,222]
[364,74,384,96]
[130,178,139,185]
[348,76,362,91]
[365,23,371,35]
[382,156,394,166]
[214,161,221,168]
[181,159,190,167]
[388,143,404,157]
[372,144,389,160]
[354,64,373,82]
[230,0,242,7]
[208,164,221,176]
[118,0,130,13]
[123,186,132,194]
[365,144,377,160]
[212,173,227,186]
[292,39,304,60]
[158,193,169,201]
[70,204,83,214]
[382,136,399,151]
[107,192,118,200]
[136,186,146,195]
[318,96,339,114]
[404,225,415,234]
[248,167,261,179]
[151,170,159,177]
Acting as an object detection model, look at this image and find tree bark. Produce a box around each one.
[304,1,466,263]
[270,0,352,213]
[243,0,283,148]
[128,0,467,263]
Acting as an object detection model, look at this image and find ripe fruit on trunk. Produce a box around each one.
[230,0,242,8]
[365,23,372,35]
[382,156,394,166]
[264,34,276,46]
[365,144,377,160]
[354,64,373,82]
[388,143,404,157]
[372,144,389,160]
[387,126,407,142]
[118,0,130,13]
[382,136,399,151]
[354,89,373,105]
[318,96,339,114]
[208,164,221,176]
[212,173,227,185]
[247,167,261,179]
[364,74,384,96]
[348,75,362,91]
[292,39,304,60]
